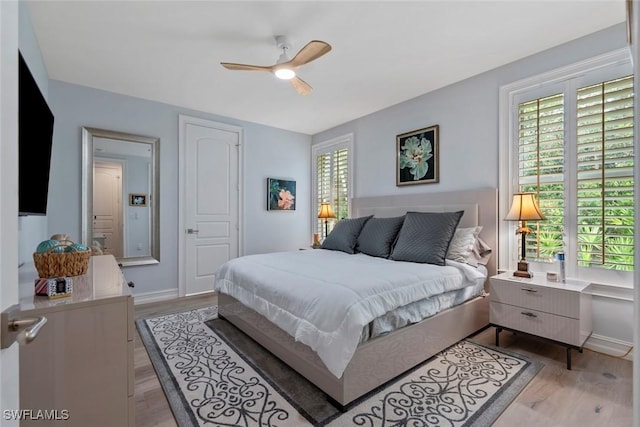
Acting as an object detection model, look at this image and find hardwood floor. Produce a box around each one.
[133,294,632,427]
[134,293,217,427]
[473,328,633,427]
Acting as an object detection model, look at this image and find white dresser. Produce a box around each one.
[489,272,592,369]
[18,255,134,426]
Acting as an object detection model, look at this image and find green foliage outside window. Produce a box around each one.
[518,75,634,272]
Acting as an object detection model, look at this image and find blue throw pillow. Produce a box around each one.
[390,211,464,265]
[321,215,373,254]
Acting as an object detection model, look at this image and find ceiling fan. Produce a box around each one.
[220,36,332,96]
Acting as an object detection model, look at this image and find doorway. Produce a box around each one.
[178,115,243,296]
[93,159,124,258]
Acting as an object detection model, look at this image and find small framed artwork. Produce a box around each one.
[396,124,439,186]
[267,178,296,211]
[129,193,147,206]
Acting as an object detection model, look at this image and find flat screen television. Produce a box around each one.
[18,51,55,216]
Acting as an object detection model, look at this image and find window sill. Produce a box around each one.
[586,282,633,302]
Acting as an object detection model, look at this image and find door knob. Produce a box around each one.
[1,305,48,349]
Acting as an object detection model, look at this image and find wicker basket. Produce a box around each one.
[33,245,91,278]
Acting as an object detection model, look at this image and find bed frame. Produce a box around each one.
[219,188,498,407]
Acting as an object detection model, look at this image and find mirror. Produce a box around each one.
[82,127,160,267]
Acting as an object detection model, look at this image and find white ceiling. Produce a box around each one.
[26,1,626,135]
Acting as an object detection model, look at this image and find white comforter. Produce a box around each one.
[214,249,485,378]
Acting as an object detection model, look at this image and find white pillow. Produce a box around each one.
[446,226,482,264]
[468,236,492,267]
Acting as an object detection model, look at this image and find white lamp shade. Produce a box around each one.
[505,193,546,221]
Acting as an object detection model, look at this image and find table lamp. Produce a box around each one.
[317,203,336,239]
[505,192,546,278]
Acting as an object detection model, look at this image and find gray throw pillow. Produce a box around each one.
[390,211,464,265]
[321,215,373,254]
[356,216,405,258]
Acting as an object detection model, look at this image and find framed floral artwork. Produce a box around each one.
[396,124,439,186]
[267,178,296,210]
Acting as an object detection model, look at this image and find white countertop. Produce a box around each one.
[19,254,130,313]
[492,271,591,293]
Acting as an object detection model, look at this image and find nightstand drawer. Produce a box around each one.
[490,301,585,347]
[490,279,579,318]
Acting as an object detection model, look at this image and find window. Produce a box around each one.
[312,134,353,238]
[501,49,634,286]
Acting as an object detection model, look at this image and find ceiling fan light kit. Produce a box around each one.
[274,68,295,80]
[220,35,331,95]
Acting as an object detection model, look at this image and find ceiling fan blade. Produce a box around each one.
[290,76,312,95]
[288,40,331,67]
[220,62,273,72]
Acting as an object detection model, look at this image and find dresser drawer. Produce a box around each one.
[490,301,586,347]
[490,278,579,318]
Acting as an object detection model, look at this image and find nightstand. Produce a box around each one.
[489,272,592,370]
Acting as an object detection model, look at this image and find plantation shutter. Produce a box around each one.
[576,76,634,271]
[517,93,565,260]
[316,147,350,238]
[516,75,634,273]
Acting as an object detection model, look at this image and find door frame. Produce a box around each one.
[93,158,125,257]
[177,114,244,297]
[1,0,20,420]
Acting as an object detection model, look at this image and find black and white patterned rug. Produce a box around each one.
[136,306,542,427]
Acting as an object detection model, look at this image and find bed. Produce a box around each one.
[216,188,498,407]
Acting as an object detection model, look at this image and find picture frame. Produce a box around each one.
[626,0,633,44]
[267,178,296,211]
[129,193,147,206]
[396,124,439,186]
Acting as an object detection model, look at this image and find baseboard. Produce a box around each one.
[585,333,633,361]
[133,289,179,305]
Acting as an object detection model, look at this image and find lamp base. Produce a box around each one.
[513,261,533,278]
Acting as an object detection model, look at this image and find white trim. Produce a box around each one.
[177,114,244,298]
[310,133,354,231]
[585,333,633,361]
[498,48,632,275]
[132,288,179,305]
[588,283,634,302]
[633,2,640,425]
[1,0,21,420]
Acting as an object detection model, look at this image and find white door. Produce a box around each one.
[179,116,242,296]
[1,1,21,422]
[93,161,123,258]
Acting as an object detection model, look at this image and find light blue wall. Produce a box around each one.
[314,24,628,198]
[18,0,312,298]
[123,155,152,257]
[47,81,311,296]
[313,23,633,348]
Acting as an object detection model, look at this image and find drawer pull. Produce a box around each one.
[521,288,538,293]
[521,311,538,318]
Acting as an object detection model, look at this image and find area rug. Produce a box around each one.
[136,306,542,427]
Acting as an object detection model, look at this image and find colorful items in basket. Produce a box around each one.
[33,235,91,278]
[34,277,73,299]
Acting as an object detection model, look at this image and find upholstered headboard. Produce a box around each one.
[352,188,498,278]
